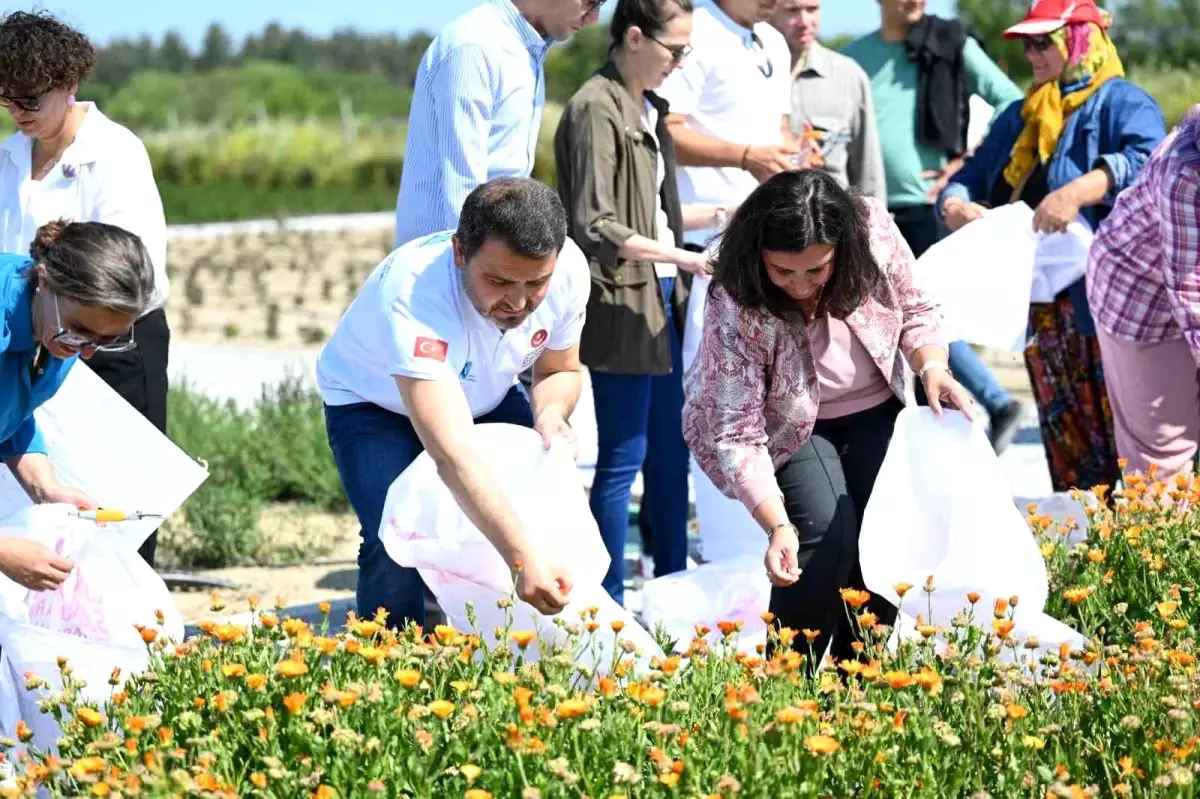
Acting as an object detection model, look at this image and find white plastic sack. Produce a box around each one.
[690,456,763,563]
[860,408,1084,661]
[381,423,663,673]
[1030,218,1093,303]
[0,505,185,754]
[918,202,1037,353]
[0,363,209,550]
[640,556,770,655]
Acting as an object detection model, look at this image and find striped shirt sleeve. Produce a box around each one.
[1160,167,1200,364]
[423,45,496,233]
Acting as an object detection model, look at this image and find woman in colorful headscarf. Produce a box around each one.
[934,0,1165,492]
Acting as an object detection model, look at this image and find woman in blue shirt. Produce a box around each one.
[0,218,154,590]
[935,0,1165,494]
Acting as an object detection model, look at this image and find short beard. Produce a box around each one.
[460,269,522,331]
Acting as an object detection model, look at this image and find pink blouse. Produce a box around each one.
[682,197,945,514]
[808,315,895,420]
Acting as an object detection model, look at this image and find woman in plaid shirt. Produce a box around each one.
[1087,105,1200,480]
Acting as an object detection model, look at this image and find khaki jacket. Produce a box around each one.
[554,62,690,375]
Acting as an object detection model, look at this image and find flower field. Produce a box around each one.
[4,466,1199,797]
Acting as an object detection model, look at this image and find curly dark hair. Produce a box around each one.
[0,11,95,96]
[713,170,883,322]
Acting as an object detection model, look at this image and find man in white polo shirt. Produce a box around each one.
[318,178,589,628]
[658,0,800,250]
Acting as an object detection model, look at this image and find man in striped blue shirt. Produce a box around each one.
[395,0,605,247]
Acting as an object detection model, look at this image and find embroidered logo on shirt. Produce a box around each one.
[531,329,548,348]
[414,337,449,361]
[459,360,476,383]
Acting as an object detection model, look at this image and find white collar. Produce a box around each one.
[704,0,758,47]
[0,101,111,168]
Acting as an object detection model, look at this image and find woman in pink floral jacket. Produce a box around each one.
[683,170,973,670]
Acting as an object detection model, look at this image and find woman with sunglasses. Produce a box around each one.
[0,12,169,565]
[0,219,155,591]
[554,0,734,603]
[935,0,1165,494]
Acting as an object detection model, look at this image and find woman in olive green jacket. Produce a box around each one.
[554,0,728,605]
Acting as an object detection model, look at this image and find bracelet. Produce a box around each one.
[765,522,797,539]
[740,144,751,171]
[918,361,950,380]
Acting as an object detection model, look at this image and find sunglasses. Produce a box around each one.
[0,88,51,113]
[647,33,693,62]
[751,32,774,78]
[46,291,137,353]
[584,0,607,13]
[1022,35,1055,53]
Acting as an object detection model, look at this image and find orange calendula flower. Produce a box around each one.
[283,693,307,715]
[312,786,336,799]
[717,620,743,635]
[776,706,810,724]
[993,598,1009,618]
[1062,586,1094,605]
[250,773,268,788]
[805,735,841,755]
[660,656,681,676]
[882,671,913,690]
[509,630,536,649]
[212,691,236,712]
[317,601,332,616]
[139,627,158,644]
[464,791,492,799]
[394,669,421,688]
[992,619,1015,638]
[894,582,913,597]
[555,699,590,719]
[76,707,104,727]
[245,673,268,691]
[1156,600,1179,619]
[221,663,247,679]
[913,668,943,694]
[14,720,32,743]
[276,659,310,678]
[428,700,455,719]
[212,624,246,643]
[857,612,879,630]
[801,628,820,642]
[597,677,618,699]
[839,588,871,609]
[1006,703,1029,720]
[966,592,981,605]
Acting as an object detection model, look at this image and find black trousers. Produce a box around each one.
[768,398,902,673]
[85,308,171,567]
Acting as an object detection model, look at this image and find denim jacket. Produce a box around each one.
[937,77,1166,335]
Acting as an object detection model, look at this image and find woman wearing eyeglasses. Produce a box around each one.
[554,0,734,603]
[0,219,154,591]
[935,0,1165,494]
[0,12,169,565]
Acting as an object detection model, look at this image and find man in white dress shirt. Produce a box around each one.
[319,178,590,628]
[395,0,605,246]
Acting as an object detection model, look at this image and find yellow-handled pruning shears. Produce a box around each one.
[68,509,164,523]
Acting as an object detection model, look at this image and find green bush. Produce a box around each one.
[164,379,346,569]
[159,181,398,224]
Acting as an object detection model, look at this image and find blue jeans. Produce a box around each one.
[914,340,1013,416]
[588,276,690,605]
[323,385,534,629]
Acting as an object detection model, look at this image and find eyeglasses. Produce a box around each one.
[647,34,693,62]
[584,0,607,14]
[0,88,51,113]
[751,32,774,78]
[46,291,137,353]
[1021,35,1055,53]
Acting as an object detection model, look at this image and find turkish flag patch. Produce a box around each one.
[531,329,549,348]
[413,336,449,361]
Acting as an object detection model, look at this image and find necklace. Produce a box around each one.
[31,146,66,180]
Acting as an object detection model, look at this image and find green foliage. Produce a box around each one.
[545,27,610,105]
[955,0,1033,80]
[105,61,411,130]
[164,379,345,569]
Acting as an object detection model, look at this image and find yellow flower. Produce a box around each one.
[221,663,247,679]
[881,671,913,690]
[776,706,811,724]
[464,791,492,799]
[250,773,268,788]
[276,659,310,678]
[460,764,482,783]
[212,623,246,643]
[1062,586,1094,605]
[1156,601,1179,619]
[1006,703,1028,720]
[1022,735,1046,750]
[76,707,104,727]
[805,735,841,755]
[359,647,387,666]
[510,630,537,649]
[839,589,871,609]
[395,669,422,688]
[429,700,455,719]
[245,673,268,691]
[555,699,590,719]
[894,582,913,597]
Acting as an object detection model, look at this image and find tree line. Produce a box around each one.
[75,2,1198,131]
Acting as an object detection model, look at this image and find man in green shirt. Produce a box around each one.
[843,0,1026,453]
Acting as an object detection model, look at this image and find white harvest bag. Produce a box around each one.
[0,505,185,754]
[859,408,1083,659]
[640,555,769,655]
[381,424,662,673]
